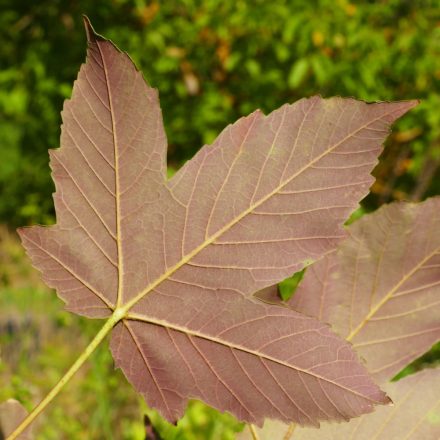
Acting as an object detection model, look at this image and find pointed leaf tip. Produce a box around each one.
[396,99,420,118]
[82,15,104,44]
[82,15,94,42]
[403,99,420,111]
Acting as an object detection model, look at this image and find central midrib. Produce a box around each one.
[346,245,440,342]
[97,40,125,309]
[125,312,383,403]
[120,108,398,314]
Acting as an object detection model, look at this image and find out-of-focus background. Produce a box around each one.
[1,1,440,438]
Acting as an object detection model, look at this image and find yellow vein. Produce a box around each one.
[124,321,172,415]
[121,108,401,315]
[261,357,314,424]
[369,299,440,321]
[64,127,115,196]
[53,155,116,240]
[368,352,416,375]
[250,106,287,204]
[370,380,420,440]
[204,112,260,240]
[62,198,117,267]
[187,334,253,419]
[280,99,316,182]
[352,326,440,348]
[24,234,113,308]
[369,225,391,310]
[96,40,124,308]
[402,396,440,439]
[68,107,115,169]
[346,246,440,341]
[125,312,383,403]
[349,238,362,334]
[231,348,290,419]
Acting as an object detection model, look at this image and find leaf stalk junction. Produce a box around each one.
[7,308,128,440]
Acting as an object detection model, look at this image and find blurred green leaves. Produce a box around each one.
[1,3,440,436]
[1,1,440,226]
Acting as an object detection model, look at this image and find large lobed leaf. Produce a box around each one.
[288,198,440,382]
[18,18,416,426]
[251,198,440,438]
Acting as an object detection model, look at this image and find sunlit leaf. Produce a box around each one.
[289,198,440,382]
[18,18,415,427]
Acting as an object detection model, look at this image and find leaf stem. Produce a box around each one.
[7,313,120,440]
[248,424,260,440]
[283,423,297,440]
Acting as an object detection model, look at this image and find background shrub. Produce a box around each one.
[1,0,440,226]
[1,2,440,438]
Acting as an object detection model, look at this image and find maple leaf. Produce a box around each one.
[18,18,416,426]
[287,198,440,383]
[248,198,440,438]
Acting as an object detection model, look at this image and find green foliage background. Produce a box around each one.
[1,1,440,438]
[1,0,440,226]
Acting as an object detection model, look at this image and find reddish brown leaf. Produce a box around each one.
[111,289,389,425]
[288,198,440,383]
[18,19,415,426]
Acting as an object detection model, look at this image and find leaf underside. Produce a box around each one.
[295,368,440,440]
[241,368,440,440]
[18,18,417,426]
[287,198,440,383]
[251,198,440,438]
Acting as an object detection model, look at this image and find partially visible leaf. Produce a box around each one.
[250,198,440,439]
[240,368,440,440]
[279,268,307,301]
[288,59,309,89]
[288,198,440,383]
[0,399,32,440]
[256,267,308,304]
[255,284,285,305]
[18,19,416,426]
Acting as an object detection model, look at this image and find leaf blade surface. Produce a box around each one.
[18,20,417,425]
[288,198,440,382]
[240,368,440,439]
[111,289,388,425]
